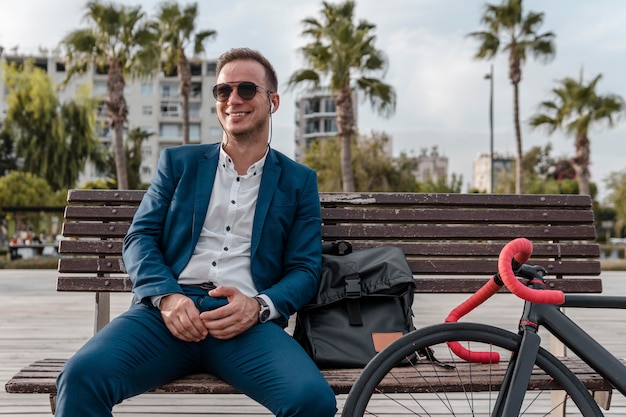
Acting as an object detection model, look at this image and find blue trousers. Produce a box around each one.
[55,291,337,416]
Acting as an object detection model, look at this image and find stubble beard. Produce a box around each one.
[224,117,269,147]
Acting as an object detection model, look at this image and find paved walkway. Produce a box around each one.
[1,269,625,416]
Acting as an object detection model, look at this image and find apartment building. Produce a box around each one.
[0,52,222,185]
[293,88,357,163]
[472,152,515,193]
[411,146,448,183]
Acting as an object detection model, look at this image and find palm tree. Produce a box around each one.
[529,72,624,196]
[61,1,159,190]
[288,0,396,192]
[468,0,556,194]
[156,2,217,145]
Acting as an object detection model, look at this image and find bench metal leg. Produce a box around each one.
[49,394,56,415]
[593,390,612,409]
[94,292,111,334]
[551,390,567,417]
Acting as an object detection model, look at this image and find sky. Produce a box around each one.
[1,0,625,200]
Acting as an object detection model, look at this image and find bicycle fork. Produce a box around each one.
[491,325,542,417]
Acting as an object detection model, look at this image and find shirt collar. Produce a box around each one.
[219,145,268,178]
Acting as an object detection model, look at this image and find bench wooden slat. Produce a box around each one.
[57,257,600,278]
[322,224,598,241]
[56,240,601,259]
[62,222,130,238]
[58,240,123,255]
[56,276,603,293]
[319,192,594,208]
[321,207,594,224]
[64,206,138,221]
[67,189,146,204]
[5,357,613,396]
[349,242,601,258]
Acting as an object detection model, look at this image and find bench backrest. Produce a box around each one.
[58,190,602,296]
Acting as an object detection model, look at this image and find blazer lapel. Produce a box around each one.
[251,150,280,257]
[191,146,219,247]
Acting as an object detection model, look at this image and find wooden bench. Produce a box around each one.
[5,190,609,414]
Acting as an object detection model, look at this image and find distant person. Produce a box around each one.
[55,47,336,417]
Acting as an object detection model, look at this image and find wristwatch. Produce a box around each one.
[254,296,271,323]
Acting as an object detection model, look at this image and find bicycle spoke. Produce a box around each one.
[342,323,602,417]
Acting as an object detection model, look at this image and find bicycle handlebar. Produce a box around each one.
[444,238,565,364]
[498,238,565,305]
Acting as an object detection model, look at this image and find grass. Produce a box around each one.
[0,256,59,269]
[600,259,626,272]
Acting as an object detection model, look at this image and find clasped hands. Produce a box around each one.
[159,286,260,342]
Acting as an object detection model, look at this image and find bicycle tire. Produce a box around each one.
[341,322,604,416]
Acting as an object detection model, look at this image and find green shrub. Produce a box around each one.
[0,256,58,269]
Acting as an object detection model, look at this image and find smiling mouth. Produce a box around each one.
[230,112,247,117]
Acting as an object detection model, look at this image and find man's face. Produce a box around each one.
[215,60,274,141]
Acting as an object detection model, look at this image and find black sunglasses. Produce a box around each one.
[212,81,271,102]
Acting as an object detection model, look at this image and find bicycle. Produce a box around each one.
[341,237,626,416]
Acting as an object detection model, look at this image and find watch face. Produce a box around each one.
[255,296,270,323]
[260,309,271,322]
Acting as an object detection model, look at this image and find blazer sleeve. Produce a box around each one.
[258,168,322,322]
[122,148,185,303]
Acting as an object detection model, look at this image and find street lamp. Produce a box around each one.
[484,64,494,193]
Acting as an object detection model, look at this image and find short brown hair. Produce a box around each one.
[216,48,278,92]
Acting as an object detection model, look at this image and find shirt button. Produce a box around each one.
[236,177,240,182]
[224,247,228,251]
[231,200,236,204]
[226,226,231,232]
[212,261,217,266]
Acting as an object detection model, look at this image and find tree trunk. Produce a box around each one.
[509,47,524,195]
[573,131,591,195]
[178,48,191,145]
[512,81,523,195]
[336,87,355,192]
[106,59,129,190]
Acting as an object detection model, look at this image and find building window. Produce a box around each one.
[141,83,154,95]
[190,123,201,139]
[324,98,336,113]
[304,99,320,114]
[323,118,337,133]
[305,120,319,134]
[190,63,202,76]
[55,62,66,72]
[97,101,107,117]
[160,84,179,98]
[209,126,222,137]
[206,62,217,76]
[142,105,153,115]
[94,82,107,95]
[191,82,202,98]
[160,102,180,117]
[159,123,181,138]
[189,103,201,118]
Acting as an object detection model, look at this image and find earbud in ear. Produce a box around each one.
[270,103,275,113]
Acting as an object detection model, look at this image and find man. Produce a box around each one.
[55,48,337,417]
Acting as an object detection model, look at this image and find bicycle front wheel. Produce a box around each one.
[342,322,603,416]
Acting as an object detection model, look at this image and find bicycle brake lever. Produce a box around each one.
[515,264,548,281]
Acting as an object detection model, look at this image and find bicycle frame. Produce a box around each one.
[522,294,626,396]
[495,274,626,415]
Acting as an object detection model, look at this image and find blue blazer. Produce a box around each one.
[122,143,322,325]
